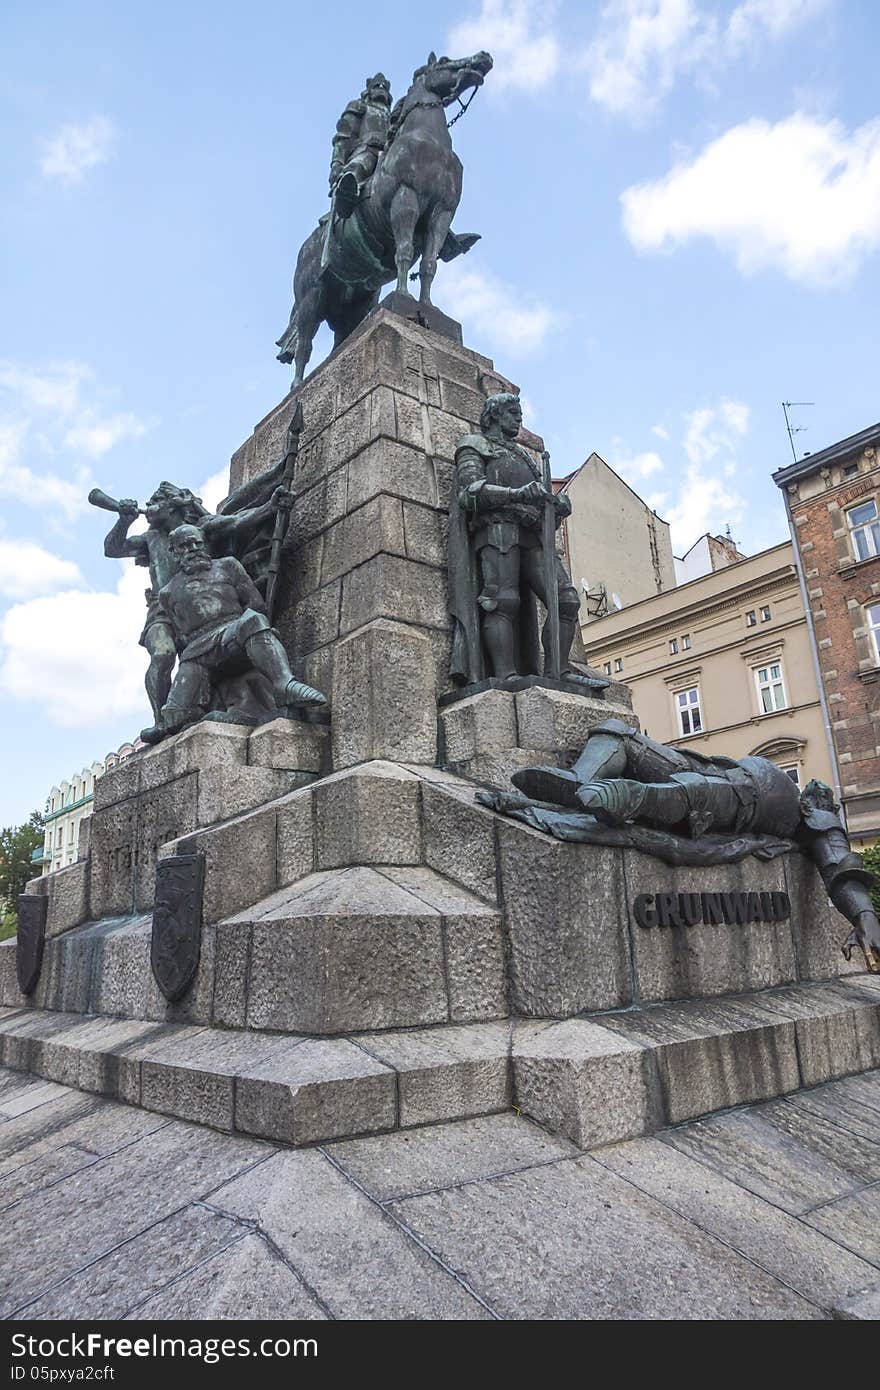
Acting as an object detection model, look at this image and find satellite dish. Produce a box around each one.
[612,592,623,610]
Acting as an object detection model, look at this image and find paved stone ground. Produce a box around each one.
[1,1064,878,1320]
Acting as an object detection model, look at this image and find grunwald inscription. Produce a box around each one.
[633,890,791,929]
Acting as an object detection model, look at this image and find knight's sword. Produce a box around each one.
[541,449,562,680]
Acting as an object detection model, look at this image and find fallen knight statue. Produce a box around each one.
[480,718,880,973]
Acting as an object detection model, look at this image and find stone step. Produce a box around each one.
[0,1009,511,1147]
[0,862,507,1035]
[0,977,877,1150]
[514,975,880,1147]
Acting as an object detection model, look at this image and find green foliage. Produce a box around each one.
[858,843,880,915]
[0,811,45,927]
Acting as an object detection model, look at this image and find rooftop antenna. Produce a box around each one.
[782,401,814,464]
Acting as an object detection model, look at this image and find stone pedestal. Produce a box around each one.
[439,680,634,789]
[228,307,522,769]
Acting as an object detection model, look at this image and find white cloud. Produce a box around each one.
[446,0,560,93]
[440,262,556,354]
[726,0,830,51]
[64,412,149,458]
[613,449,666,484]
[40,115,116,183]
[585,0,831,118]
[0,539,84,600]
[651,423,670,440]
[586,0,711,119]
[622,112,880,285]
[665,463,746,551]
[0,564,148,728]
[0,359,152,520]
[683,399,750,463]
[198,466,231,513]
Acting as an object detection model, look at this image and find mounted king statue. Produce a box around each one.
[276,49,493,385]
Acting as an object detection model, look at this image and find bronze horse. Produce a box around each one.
[276,50,493,385]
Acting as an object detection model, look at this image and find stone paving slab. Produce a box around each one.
[0,1113,273,1316]
[833,1281,880,1319]
[207,1147,492,1320]
[328,1111,579,1202]
[389,1158,821,1320]
[125,1233,328,1321]
[663,1097,880,1215]
[13,1205,246,1322]
[595,1134,878,1309]
[2,1065,879,1319]
[802,1186,880,1267]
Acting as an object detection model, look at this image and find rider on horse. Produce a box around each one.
[330,73,392,220]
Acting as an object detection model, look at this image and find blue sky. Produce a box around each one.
[1,0,879,825]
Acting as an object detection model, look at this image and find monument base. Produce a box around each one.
[2,755,875,1152]
[378,290,463,344]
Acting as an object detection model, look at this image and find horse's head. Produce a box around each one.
[415,49,493,105]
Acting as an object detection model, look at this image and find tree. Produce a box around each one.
[0,811,45,923]
[859,843,880,916]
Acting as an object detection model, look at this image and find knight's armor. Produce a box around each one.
[330,74,391,219]
[452,428,589,683]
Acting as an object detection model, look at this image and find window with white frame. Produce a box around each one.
[846,499,880,561]
[614,657,623,672]
[603,662,611,675]
[866,603,880,663]
[675,686,703,736]
[754,661,787,713]
[746,610,757,627]
[760,605,771,622]
[669,638,678,655]
[780,764,801,787]
[682,634,691,650]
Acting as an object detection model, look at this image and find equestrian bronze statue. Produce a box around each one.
[276,49,492,385]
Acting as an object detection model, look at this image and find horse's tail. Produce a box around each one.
[275,319,298,364]
[276,225,324,363]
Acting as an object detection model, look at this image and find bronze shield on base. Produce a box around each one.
[16,894,48,996]
[151,853,205,1003]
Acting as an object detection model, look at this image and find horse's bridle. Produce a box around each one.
[387,71,483,142]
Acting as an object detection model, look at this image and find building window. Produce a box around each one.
[846,499,880,561]
[866,603,880,663]
[614,658,623,673]
[780,764,801,787]
[669,638,678,655]
[682,634,691,650]
[843,464,858,478]
[603,662,611,675]
[676,686,703,736]
[746,610,757,627]
[754,661,787,713]
[760,605,771,622]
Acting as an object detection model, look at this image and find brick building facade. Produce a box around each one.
[774,422,880,843]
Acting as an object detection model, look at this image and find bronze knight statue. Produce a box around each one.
[329,72,392,220]
[448,392,607,692]
[491,719,880,974]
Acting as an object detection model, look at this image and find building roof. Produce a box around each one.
[557,451,669,522]
[772,422,880,487]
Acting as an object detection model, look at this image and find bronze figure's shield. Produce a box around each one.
[16,893,48,996]
[151,853,205,1003]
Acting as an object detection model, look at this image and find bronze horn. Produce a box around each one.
[87,488,145,516]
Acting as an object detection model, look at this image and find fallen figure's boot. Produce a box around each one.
[511,765,582,809]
